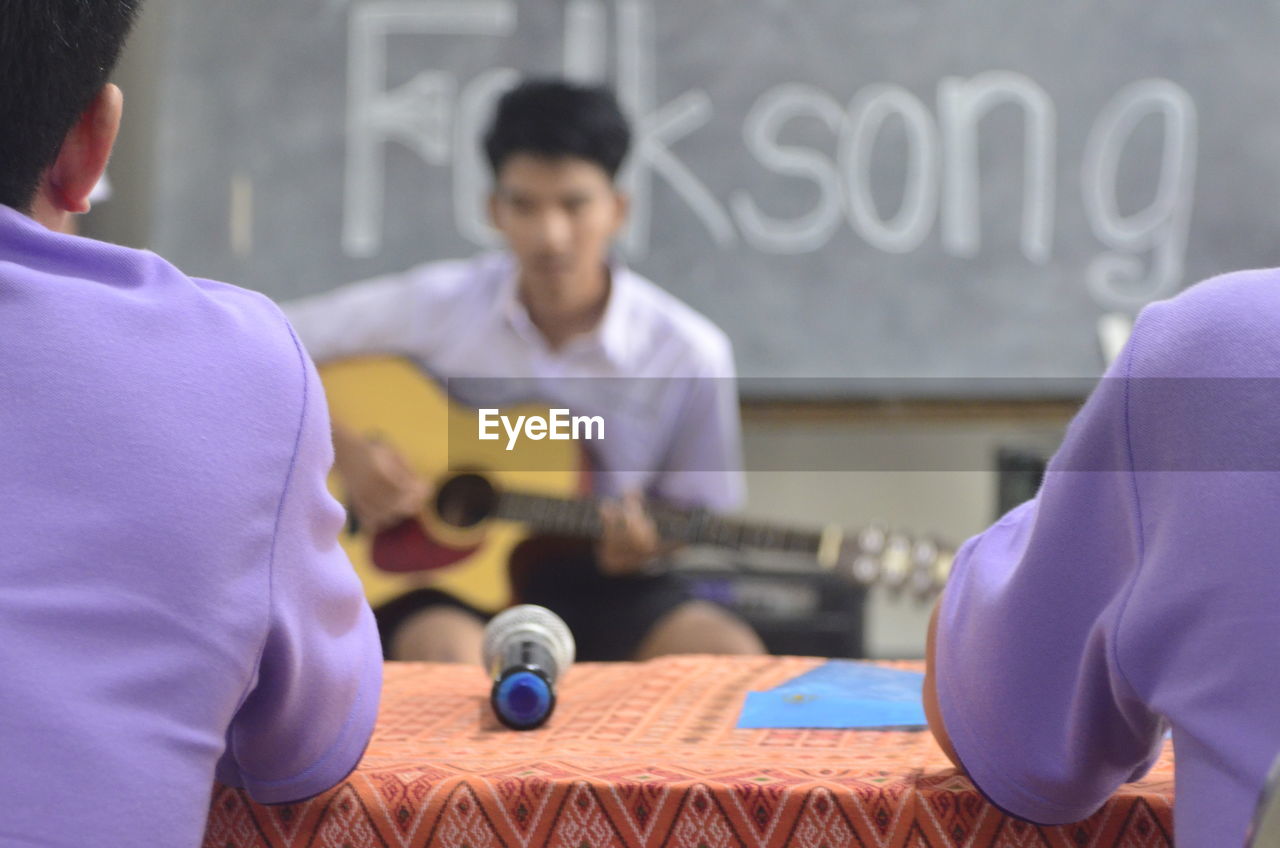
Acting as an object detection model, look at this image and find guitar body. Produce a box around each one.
[317,356,590,613]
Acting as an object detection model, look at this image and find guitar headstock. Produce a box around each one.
[823,524,955,597]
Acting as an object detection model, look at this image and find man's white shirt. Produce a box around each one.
[283,253,745,511]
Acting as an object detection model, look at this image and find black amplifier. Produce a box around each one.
[681,566,865,658]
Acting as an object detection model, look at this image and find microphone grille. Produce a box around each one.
[482,604,576,674]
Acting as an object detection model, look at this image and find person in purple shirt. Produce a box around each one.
[924,270,1280,846]
[0,3,382,846]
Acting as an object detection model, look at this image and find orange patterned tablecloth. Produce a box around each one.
[203,655,1175,847]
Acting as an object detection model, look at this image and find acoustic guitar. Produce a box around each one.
[318,356,954,613]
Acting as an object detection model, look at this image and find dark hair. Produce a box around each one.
[483,79,632,181]
[0,0,143,211]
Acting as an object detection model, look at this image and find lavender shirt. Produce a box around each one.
[0,206,382,847]
[937,269,1280,846]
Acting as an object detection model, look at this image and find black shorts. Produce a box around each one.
[373,539,692,662]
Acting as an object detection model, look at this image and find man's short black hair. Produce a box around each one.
[483,79,632,181]
[0,0,143,211]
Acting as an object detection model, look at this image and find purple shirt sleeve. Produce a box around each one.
[935,323,1165,824]
[214,332,382,804]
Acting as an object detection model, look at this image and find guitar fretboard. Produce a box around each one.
[495,491,827,555]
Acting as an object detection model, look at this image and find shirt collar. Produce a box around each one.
[495,252,633,367]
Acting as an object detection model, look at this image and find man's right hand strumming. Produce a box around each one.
[331,424,432,532]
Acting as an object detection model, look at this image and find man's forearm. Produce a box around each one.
[330,421,366,478]
[924,599,964,770]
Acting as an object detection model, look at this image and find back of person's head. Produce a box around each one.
[0,0,142,212]
[483,79,632,182]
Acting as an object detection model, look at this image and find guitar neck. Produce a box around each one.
[494,491,827,556]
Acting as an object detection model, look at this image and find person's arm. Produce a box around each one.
[650,332,746,512]
[215,341,382,804]
[283,270,441,531]
[927,323,1164,825]
[595,490,668,576]
[923,600,961,771]
[280,270,425,365]
[595,334,745,575]
[331,421,431,533]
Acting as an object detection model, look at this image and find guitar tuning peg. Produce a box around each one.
[932,549,956,591]
[881,533,912,590]
[909,565,937,598]
[910,538,939,568]
[849,554,881,587]
[907,537,940,599]
[857,524,887,556]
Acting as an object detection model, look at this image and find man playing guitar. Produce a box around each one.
[284,78,764,663]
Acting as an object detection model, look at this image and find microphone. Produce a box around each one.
[482,604,575,730]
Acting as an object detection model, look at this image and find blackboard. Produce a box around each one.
[150,0,1280,398]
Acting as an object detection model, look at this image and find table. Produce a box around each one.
[202,656,1175,847]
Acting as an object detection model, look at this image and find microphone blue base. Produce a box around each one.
[491,667,555,730]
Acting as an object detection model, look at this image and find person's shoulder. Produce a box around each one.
[1166,267,1280,313]
[187,274,312,390]
[397,252,510,304]
[1130,268,1280,378]
[192,274,296,343]
[56,239,301,369]
[619,267,734,371]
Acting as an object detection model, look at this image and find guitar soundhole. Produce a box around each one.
[435,473,497,528]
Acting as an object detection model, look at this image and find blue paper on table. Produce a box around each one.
[737,661,927,729]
